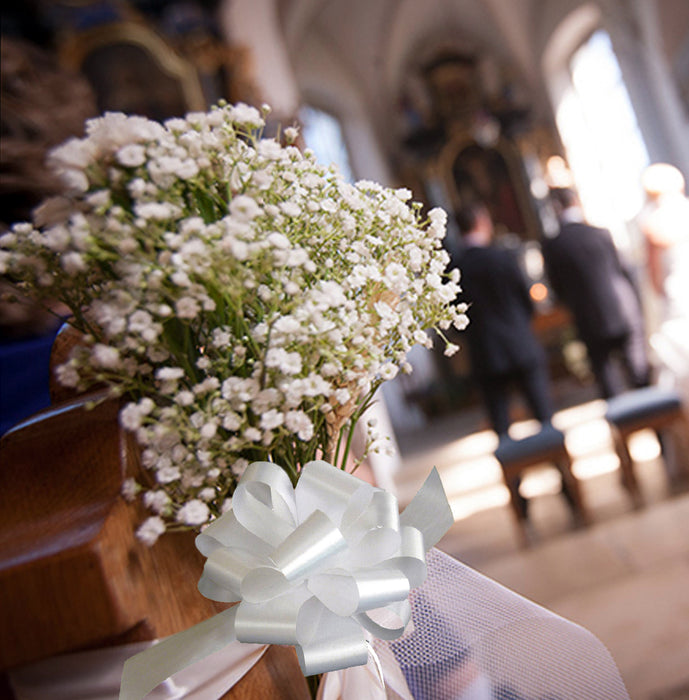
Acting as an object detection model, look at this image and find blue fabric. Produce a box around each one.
[0,331,57,436]
[605,386,682,426]
[494,424,565,465]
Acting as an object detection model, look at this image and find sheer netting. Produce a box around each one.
[376,548,629,700]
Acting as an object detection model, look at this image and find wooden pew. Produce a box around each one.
[0,331,309,698]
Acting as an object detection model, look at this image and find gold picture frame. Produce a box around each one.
[59,20,207,120]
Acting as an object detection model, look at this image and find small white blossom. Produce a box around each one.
[200,422,218,439]
[55,363,80,388]
[176,500,210,526]
[157,465,181,483]
[120,403,145,431]
[229,195,261,221]
[156,367,185,381]
[175,296,200,319]
[92,344,121,369]
[265,348,302,375]
[284,410,314,441]
[143,490,171,514]
[116,144,147,167]
[121,478,139,502]
[175,390,195,406]
[61,252,87,275]
[260,409,284,430]
[199,488,216,502]
[137,516,166,546]
[231,458,249,477]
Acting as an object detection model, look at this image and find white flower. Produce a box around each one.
[199,488,216,502]
[135,202,178,221]
[116,144,147,167]
[267,232,290,249]
[244,427,262,442]
[221,411,242,431]
[121,478,139,502]
[260,409,284,430]
[143,490,171,514]
[157,465,181,483]
[156,367,185,381]
[229,195,261,221]
[265,348,302,375]
[175,296,200,319]
[176,500,210,526]
[137,516,166,546]
[333,388,351,404]
[54,362,79,388]
[379,363,399,380]
[200,422,218,439]
[285,410,314,441]
[129,310,155,334]
[61,252,87,275]
[193,377,220,395]
[279,201,301,217]
[228,103,263,127]
[231,458,249,477]
[258,139,282,160]
[43,226,71,252]
[121,403,145,431]
[284,126,299,143]
[92,344,121,369]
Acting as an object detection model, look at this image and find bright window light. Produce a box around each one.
[556,30,650,239]
[299,105,354,183]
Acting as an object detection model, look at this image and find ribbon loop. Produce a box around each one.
[119,464,452,698]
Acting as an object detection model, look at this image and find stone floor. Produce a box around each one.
[392,394,689,700]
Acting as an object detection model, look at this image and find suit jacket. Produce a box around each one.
[456,243,544,377]
[541,221,640,345]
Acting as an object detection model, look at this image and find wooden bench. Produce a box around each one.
[604,386,689,505]
[0,332,310,698]
[494,425,588,545]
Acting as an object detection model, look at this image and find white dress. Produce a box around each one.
[644,193,689,401]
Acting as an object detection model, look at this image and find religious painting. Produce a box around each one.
[439,135,541,240]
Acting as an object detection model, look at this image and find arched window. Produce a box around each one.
[554,29,649,245]
[299,105,354,182]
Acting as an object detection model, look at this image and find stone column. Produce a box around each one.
[219,0,301,120]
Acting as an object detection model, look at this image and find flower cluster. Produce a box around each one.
[1,102,468,544]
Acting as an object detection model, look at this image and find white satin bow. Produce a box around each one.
[120,460,452,699]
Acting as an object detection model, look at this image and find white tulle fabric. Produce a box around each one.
[375,548,630,699]
[9,546,629,700]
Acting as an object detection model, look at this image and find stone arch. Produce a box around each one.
[541,2,601,107]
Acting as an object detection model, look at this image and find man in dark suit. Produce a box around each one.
[455,202,554,437]
[542,188,651,398]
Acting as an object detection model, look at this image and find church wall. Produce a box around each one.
[293,33,393,186]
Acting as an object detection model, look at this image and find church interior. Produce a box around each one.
[1,1,689,698]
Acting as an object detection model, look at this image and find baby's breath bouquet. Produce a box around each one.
[0,102,468,545]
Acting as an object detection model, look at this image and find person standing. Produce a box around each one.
[542,187,651,399]
[639,163,689,324]
[639,163,689,404]
[455,202,554,437]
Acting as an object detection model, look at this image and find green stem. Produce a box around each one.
[339,384,381,471]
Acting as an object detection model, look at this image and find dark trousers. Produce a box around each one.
[587,328,651,399]
[478,363,554,437]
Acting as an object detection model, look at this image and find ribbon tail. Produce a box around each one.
[119,606,238,700]
[399,467,453,550]
[366,641,385,690]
